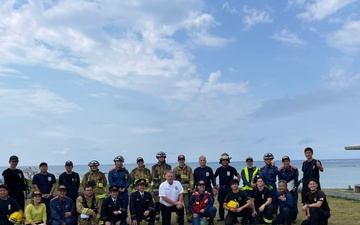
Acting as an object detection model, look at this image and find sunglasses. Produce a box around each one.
[198,183,205,186]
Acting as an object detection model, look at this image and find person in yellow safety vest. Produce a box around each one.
[241,157,259,198]
[81,160,108,206]
[173,154,194,223]
[76,184,102,225]
[130,157,152,192]
[151,151,171,221]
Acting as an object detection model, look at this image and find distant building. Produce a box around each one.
[344,144,360,150]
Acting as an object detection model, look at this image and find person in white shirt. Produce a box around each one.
[159,171,184,225]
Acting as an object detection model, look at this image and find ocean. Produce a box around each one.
[1,159,359,189]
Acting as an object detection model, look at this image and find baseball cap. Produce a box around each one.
[178,155,185,160]
[282,156,290,161]
[136,157,144,163]
[9,155,19,162]
[58,185,66,191]
[65,160,73,166]
[246,157,253,162]
[32,191,42,197]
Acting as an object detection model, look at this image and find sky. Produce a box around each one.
[1,0,360,167]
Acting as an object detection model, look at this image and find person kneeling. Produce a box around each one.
[250,176,274,224]
[188,180,216,225]
[50,186,76,225]
[223,179,252,225]
[272,180,296,225]
[101,185,126,225]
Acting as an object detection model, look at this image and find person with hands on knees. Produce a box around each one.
[50,185,76,225]
[101,185,126,225]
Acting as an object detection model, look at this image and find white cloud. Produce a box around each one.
[0,89,81,117]
[324,66,360,88]
[242,6,272,30]
[272,29,306,46]
[327,20,360,53]
[297,0,356,21]
[222,2,238,14]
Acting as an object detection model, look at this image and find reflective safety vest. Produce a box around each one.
[192,191,210,213]
[242,167,259,191]
[152,162,171,190]
[82,170,107,198]
[173,164,194,194]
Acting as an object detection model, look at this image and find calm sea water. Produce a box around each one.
[1,159,359,189]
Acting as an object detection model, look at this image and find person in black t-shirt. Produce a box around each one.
[223,179,251,225]
[250,176,274,224]
[2,155,26,211]
[0,184,24,225]
[59,160,80,203]
[301,178,330,225]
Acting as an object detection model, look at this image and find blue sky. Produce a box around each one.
[1,0,360,167]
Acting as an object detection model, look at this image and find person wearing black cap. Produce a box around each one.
[2,155,27,211]
[32,162,56,219]
[130,157,152,192]
[25,191,47,225]
[301,178,330,225]
[101,185,126,225]
[50,185,76,225]
[241,156,259,198]
[173,154,194,222]
[59,161,80,204]
[278,156,299,222]
[0,184,24,225]
[129,179,155,225]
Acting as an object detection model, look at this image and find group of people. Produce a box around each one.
[0,147,331,225]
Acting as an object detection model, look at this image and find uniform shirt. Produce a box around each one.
[2,168,26,193]
[193,166,216,190]
[278,165,299,189]
[251,187,271,209]
[130,167,152,189]
[32,172,56,194]
[25,203,47,224]
[58,171,80,201]
[173,164,194,192]
[151,163,172,189]
[81,170,107,197]
[159,180,184,207]
[76,194,101,222]
[304,189,330,212]
[50,196,75,223]
[273,190,294,213]
[101,196,126,223]
[129,191,154,220]
[241,167,259,188]
[214,165,239,187]
[259,164,278,183]
[302,159,322,185]
[224,190,248,207]
[108,167,131,189]
[0,197,20,221]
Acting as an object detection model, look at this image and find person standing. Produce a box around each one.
[50,185,76,225]
[241,157,259,198]
[173,154,194,223]
[2,155,27,211]
[250,177,274,224]
[272,180,295,225]
[301,147,324,204]
[81,160,107,205]
[130,157,152,192]
[59,160,80,204]
[223,179,251,225]
[301,178,330,225]
[129,179,155,225]
[159,171,184,225]
[0,184,24,225]
[278,156,299,222]
[76,185,101,225]
[259,153,278,205]
[25,191,47,225]
[151,151,171,221]
[214,153,240,222]
[108,155,131,222]
[188,180,216,225]
[193,155,216,197]
[32,162,56,219]
[101,185,126,225]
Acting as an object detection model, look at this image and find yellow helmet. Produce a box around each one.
[9,212,23,224]
[226,200,239,209]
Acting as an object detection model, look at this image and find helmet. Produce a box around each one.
[219,153,231,164]
[156,151,166,158]
[88,160,100,167]
[113,155,125,162]
[226,200,239,209]
[263,153,274,160]
[8,212,23,224]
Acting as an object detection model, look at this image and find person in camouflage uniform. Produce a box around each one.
[173,154,194,223]
[130,157,152,192]
[81,160,108,206]
[151,151,171,221]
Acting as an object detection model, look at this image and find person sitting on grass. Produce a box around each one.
[25,191,47,225]
[301,178,330,225]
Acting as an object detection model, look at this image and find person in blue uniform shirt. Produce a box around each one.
[101,185,126,225]
[259,153,278,206]
[193,155,216,198]
[214,153,240,222]
[241,157,259,198]
[129,179,155,225]
[50,185,76,225]
[278,156,299,222]
[272,180,295,225]
[108,155,131,215]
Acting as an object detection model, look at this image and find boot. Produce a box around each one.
[207,218,214,225]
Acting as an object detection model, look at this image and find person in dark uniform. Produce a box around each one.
[129,179,155,225]
[259,153,278,206]
[214,153,240,222]
[101,185,126,225]
[2,155,27,211]
[50,185,76,225]
[0,184,24,225]
[59,160,80,204]
[193,155,216,197]
[272,180,295,225]
[301,178,330,225]
[250,176,274,224]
